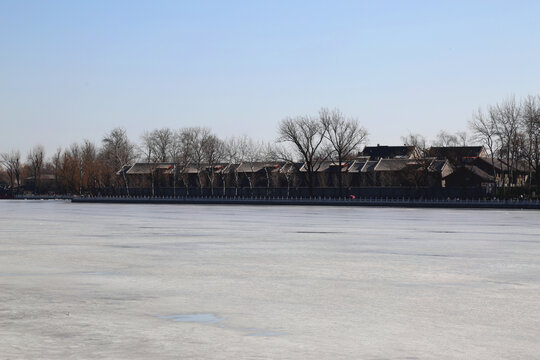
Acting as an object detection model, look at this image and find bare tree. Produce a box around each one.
[176,128,200,196]
[261,142,283,196]
[181,127,212,195]
[69,143,84,195]
[278,115,328,197]
[139,128,176,196]
[492,97,521,192]
[55,144,81,194]
[267,143,297,197]
[152,128,173,162]
[470,108,500,194]
[242,138,264,195]
[320,108,368,197]
[27,145,45,194]
[521,95,540,190]
[51,148,63,193]
[401,133,427,153]
[261,143,279,196]
[102,128,136,195]
[223,136,246,196]
[202,133,224,196]
[81,140,100,194]
[401,133,431,191]
[169,130,187,197]
[456,131,468,146]
[433,130,459,147]
[1,150,22,192]
[0,166,7,188]
[140,131,158,196]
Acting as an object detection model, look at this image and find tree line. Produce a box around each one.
[0,108,369,197]
[1,96,540,197]
[469,96,540,195]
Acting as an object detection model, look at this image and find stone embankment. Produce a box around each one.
[67,196,540,209]
[8,194,540,209]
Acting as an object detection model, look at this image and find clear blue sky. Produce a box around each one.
[1,0,539,157]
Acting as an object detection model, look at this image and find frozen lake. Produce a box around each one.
[1,200,539,359]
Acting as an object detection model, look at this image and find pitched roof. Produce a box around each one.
[125,162,175,175]
[369,158,454,174]
[347,158,369,173]
[443,165,494,182]
[360,145,418,159]
[221,163,239,174]
[374,159,411,171]
[360,160,379,172]
[177,164,200,174]
[23,174,56,181]
[427,146,486,162]
[200,164,227,173]
[236,162,279,173]
[428,159,449,172]
[473,157,508,172]
[116,165,131,176]
[429,159,455,177]
[276,162,301,174]
[467,165,494,181]
[298,160,350,173]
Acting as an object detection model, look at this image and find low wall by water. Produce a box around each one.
[70,196,540,209]
[9,193,540,209]
[80,186,490,199]
[13,195,73,200]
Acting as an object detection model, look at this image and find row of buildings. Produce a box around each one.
[117,145,530,197]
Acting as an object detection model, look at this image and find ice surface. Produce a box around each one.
[0,200,539,359]
[158,313,223,324]
[246,330,288,337]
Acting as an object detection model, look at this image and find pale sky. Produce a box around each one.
[1,0,539,157]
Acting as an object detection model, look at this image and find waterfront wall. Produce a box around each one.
[9,193,540,209]
[70,196,540,210]
[89,186,489,199]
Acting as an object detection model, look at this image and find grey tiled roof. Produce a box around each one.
[276,163,301,174]
[347,158,369,173]
[443,165,494,182]
[465,165,494,181]
[474,157,508,172]
[126,163,175,175]
[360,161,378,172]
[299,160,351,173]
[427,159,451,172]
[427,146,486,161]
[361,145,418,159]
[373,159,412,171]
[236,162,281,173]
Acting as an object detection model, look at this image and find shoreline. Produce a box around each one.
[71,197,540,209]
[7,195,538,209]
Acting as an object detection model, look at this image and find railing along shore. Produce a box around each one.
[67,195,540,209]
[7,194,540,209]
